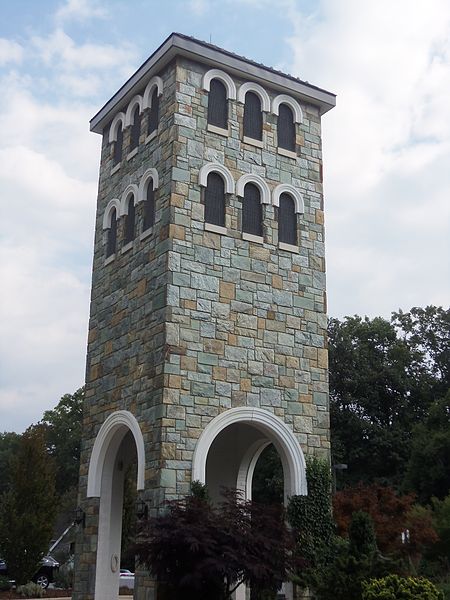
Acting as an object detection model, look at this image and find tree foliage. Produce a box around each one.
[0,432,21,495]
[362,574,444,600]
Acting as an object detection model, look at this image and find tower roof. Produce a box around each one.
[90,32,336,134]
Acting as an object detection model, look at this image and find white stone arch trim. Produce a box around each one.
[102,199,121,230]
[272,94,303,124]
[192,407,307,495]
[202,68,237,100]
[236,439,271,500]
[198,162,235,194]
[124,95,143,127]
[272,184,305,214]
[87,410,145,497]
[108,112,125,143]
[237,82,271,112]
[138,168,160,202]
[119,184,139,216]
[143,76,164,109]
[236,173,271,205]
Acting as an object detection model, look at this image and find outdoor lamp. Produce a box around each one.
[75,506,86,528]
[136,498,148,520]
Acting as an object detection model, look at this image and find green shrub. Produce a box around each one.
[362,574,444,600]
[16,581,45,597]
[53,563,74,589]
[0,575,11,591]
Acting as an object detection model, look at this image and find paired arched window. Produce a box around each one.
[113,124,123,166]
[143,184,155,231]
[205,172,225,227]
[278,193,297,245]
[148,89,159,136]
[243,92,262,140]
[207,79,228,130]
[242,183,263,236]
[277,104,295,152]
[130,106,141,151]
[106,208,117,257]
[124,196,135,244]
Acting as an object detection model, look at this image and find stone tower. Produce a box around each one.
[73,33,335,600]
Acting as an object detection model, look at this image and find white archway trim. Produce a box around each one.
[124,95,143,127]
[138,168,159,202]
[108,112,125,143]
[237,82,271,112]
[143,76,163,109]
[192,407,307,495]
[198,162,235,194]
[272,94,303,124]
[202,68,237,100]
[119,184,139,216]
[102,199,121,229]
[236,173,271,205]
[272,184,305,214]
[87,410,145,497]
[236,439,271,500]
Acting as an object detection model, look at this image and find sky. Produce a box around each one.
[0,0,449,433]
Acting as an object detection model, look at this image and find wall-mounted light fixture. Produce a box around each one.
[74,506,86,528]
[136,498,148,521]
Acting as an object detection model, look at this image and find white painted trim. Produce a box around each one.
[198,162,235,194]
[236,440,271,500]
[243,135,264,148]
[207,123,230,137]
[278,147,297,159]
[192,407,307,496]
[104,254,116,265]
[142,76,163,109]
[124,95,143,127]
[140,227,153,241]
[119,184,139,216]
[145,128,158,144]
[202,68,237,100]
[236,173,271,205]
[242,232,264,244]
[272,184,304,213]
[138,168,159,203]
[126,147,138,161]
[110,162,121,175]
[238,81,271,112]
[279,242,299,253]
[102,199,121,230]
[120,241,133,254]
[205,223,227,235]
[272,94,303,123]
[108,112,125,143]
[87,410,146,497]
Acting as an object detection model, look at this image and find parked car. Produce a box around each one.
[0,556,59,589]
[119,568,135,590]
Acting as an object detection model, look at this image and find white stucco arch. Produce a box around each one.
[272,94,303,124]
[138,168,159,202]
[237,81,271,112]
[272,184,305,214]
[192,407,307,496]
[124,95,143,127]
[119,184,139,216]
[108,112,125,143]
[202,68,237,100]
[87,410,145,497]
[102,199,121,230]
[236,173,271,205]
[142,76,163,109]
[198,162,235,194]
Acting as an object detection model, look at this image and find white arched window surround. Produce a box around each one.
[102,199,121,230]
[142,76,164,109]
[124,95,143,127]
[108,112,125,143]
[119,184,139,216]
[138,168,160,202]
[272,184,304,214]
[198,162,235,194]
[202,69,237,100]
[236,173,271,205]
[272,94,303,124]
[237,82,271,112]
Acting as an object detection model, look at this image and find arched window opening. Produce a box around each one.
[278,104,296,152]
[252,444,284,505]
[243,92,262,141]
[278,193,297,246]
[125,197,135,244]
[143,184,155,231]
[148,89,159,136]
[242,183,263,237]
[207,79,228,129]
[113,124,123,166]
[107,208,117,257]
[205,172,225,227]
[130,106,141,151]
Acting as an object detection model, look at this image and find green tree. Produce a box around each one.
[0,431,21,495]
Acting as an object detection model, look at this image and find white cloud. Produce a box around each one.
[55,0,108,23]
[0,38,23,65]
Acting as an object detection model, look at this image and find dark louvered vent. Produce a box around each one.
[130,107,141,151]
[148,89,159,135]
[125,197,135,243]
[113,125,123,165]
[243,92,262,140]
[278,193,297,245]
[242,183,263,236]
[205,172,225,226]
[207,79,228,129]
[106,209,117,257]
[144,184,155,231]
[278,104,295,152]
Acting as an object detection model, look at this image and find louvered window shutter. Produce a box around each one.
[144,184,155,231]
[205,172,225,226]
[125,197,135,243]
[207,79,228,129]
[148,90,159,135]
[278,104,295,152]
[278,193,297,245]
[107,209,117,257]
[113,125,123,165]
[243,92,262,140]
[243,183,263,236]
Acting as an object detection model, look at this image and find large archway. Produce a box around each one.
[87,411,145,600]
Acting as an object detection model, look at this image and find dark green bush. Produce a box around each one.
[0,575,11,591]
[362,574,444,600]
